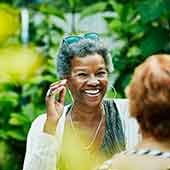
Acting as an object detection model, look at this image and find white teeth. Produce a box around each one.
[84,89,100,95]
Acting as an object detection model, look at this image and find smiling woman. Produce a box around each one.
[23,33,139,170]
[68,53,108,107]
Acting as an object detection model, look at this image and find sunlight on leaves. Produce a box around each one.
[0,45,44,84]
[0,4,19,42]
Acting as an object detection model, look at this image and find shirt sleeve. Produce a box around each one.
[23,112,66,170]
[114,99,140,150]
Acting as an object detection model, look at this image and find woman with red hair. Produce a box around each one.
[98,54,170,170]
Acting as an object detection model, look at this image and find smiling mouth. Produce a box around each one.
[84,89,100,96]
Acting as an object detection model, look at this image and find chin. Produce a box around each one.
[85,98,103,107]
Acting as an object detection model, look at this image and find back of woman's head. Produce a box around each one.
[56,38,113,79]
[126,54,170,141]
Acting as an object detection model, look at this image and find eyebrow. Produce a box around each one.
[97,67,107,71]
[72,68,87,72]
[72,66,107,72]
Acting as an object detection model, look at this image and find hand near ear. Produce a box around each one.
[44,79,67,135]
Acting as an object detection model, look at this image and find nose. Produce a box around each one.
[86,75,99,86]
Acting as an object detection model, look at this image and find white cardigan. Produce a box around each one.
[23,99,139,170]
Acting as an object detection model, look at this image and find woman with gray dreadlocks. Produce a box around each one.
[23,33,139,170]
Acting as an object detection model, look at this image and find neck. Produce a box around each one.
[136,135,170,152]
[70,102,104,122]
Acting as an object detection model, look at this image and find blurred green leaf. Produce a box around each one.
[9,113,30,126]
[6,130,26,141]
[38,4,65,19]
[0,130,8,140]
[140,27,169,56]
[67,0,79,8]
[137,0,166,23]
[0,92,19,108]
[109,0,123,16]
[121,73,132,90]
[80,2,107,19]
[127,46,141,58]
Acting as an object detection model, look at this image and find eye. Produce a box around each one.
[96,71,107,77]
[76,73,88,77]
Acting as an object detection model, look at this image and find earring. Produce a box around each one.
[111,85,117,98]
[68,89,74,102]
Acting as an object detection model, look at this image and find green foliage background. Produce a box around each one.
[0,0,170,169]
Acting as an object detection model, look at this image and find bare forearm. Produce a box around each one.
[43,118,59,135]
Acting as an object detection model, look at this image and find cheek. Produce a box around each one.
[68,79,82,94]
[101,79,108,88]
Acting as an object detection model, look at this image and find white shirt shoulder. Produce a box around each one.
[114,98,140,150]
[22,106,68,170]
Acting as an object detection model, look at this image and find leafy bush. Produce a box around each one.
[104,0,170,96]
[0,5,67,169]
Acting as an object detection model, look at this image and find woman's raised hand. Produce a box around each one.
[44,79,67,135]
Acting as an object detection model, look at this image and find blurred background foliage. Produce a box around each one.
[0,0,170,169]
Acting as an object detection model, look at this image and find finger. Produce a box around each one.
[46,88,52,97]
[58,86,66,104]
[46,86,65,103]
[49,82,67,93]
[49,86,65,101]
[46,79,67,97]
[50,79,67,88]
